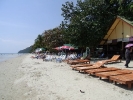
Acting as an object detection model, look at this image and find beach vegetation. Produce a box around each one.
[31,27,66,52]
[60,0,133,49]
[31,0,133,53]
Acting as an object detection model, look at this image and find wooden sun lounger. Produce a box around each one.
[76,66,106,73]
[85,67,121,75]
[75,61,106,72]
[109,73,133,89]
[95,69,133,80]
[67,59,81,64]
[68,59,90,65]
[70,63,93,70]
[103,55,121,64]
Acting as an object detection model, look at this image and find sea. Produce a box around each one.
[0,53,26,63]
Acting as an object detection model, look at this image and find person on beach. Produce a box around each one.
[42,54,46,61]
[125,47,132,68]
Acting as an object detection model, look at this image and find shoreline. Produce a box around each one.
[0,54,133,100]
[0,53,29,63]
[0,54,32,100]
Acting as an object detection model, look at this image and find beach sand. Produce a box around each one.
[0,54,133,100]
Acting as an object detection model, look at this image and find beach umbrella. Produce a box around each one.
[35,48,40,53]
[125,44,133,48]
[62,44,78,50]
[61,46,70,49]
[69,46,75,50]
[35,48,45,53]
[53,47,62,51]
[39,48,45,51]
[61,45,75,50]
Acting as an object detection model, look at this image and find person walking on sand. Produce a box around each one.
[125,47,132,68]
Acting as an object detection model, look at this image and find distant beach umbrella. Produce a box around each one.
[39,48,45,51]
[61,46,70,49]
[35,48,45,53]
[35,48,40,53]
[69,46,75,50]
[53,47,62,51]
[61,45,75,50]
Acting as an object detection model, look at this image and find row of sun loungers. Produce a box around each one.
[86,67,120,75]
[95,69,133,89]
[68,55,121,65]
[75,61,106,72]
[67,55,133,89]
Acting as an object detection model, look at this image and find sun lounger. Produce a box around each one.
[68,59,90,65]
[67,59,79,63]
[75,61,106,73]
[85,67,121,75]
[95,69,133,80]
[109,73,133,89]
[103,55,121,64]
[70,63,93,70]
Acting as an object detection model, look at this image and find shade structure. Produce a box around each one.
[35,49,39,53]
[125,44,133,48]
[53,47,62,50]
[69,46,75,50]
[63,44,78,49]
[35,48,45,53]
[39,48,45,51]
[61,45,75,50]
[61,46,70,49]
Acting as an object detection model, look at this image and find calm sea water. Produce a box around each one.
[0,53,25,62]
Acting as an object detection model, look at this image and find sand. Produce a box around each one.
[0,54,133,100]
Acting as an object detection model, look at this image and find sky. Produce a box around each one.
[0,0,77,53]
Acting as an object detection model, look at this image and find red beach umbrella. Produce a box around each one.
[53,47,62,50]
[69,46,75,50]
[61,46,70,49]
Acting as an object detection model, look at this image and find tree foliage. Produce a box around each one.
[31,34,45,51]
[31,0,133,52]
[31,27,66,52]
[60,0,133,49]
[42,27,66,51]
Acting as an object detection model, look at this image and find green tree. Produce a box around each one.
[61,0,133,49]
[42,27,66,52]
[32,34,45,51]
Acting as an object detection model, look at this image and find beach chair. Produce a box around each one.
[68,59,90,65]
[85,67,121,75]
[95,69,133,80]
[43,55,52,61]
[67,59,80,64]
[67,54,90,65]
[75,61,106,73]
[103,55,121,64]
[56,55,66,63]
[70,63,93,70]
[109,72,133,89]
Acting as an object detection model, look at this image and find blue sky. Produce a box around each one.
[0,0,77,53]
